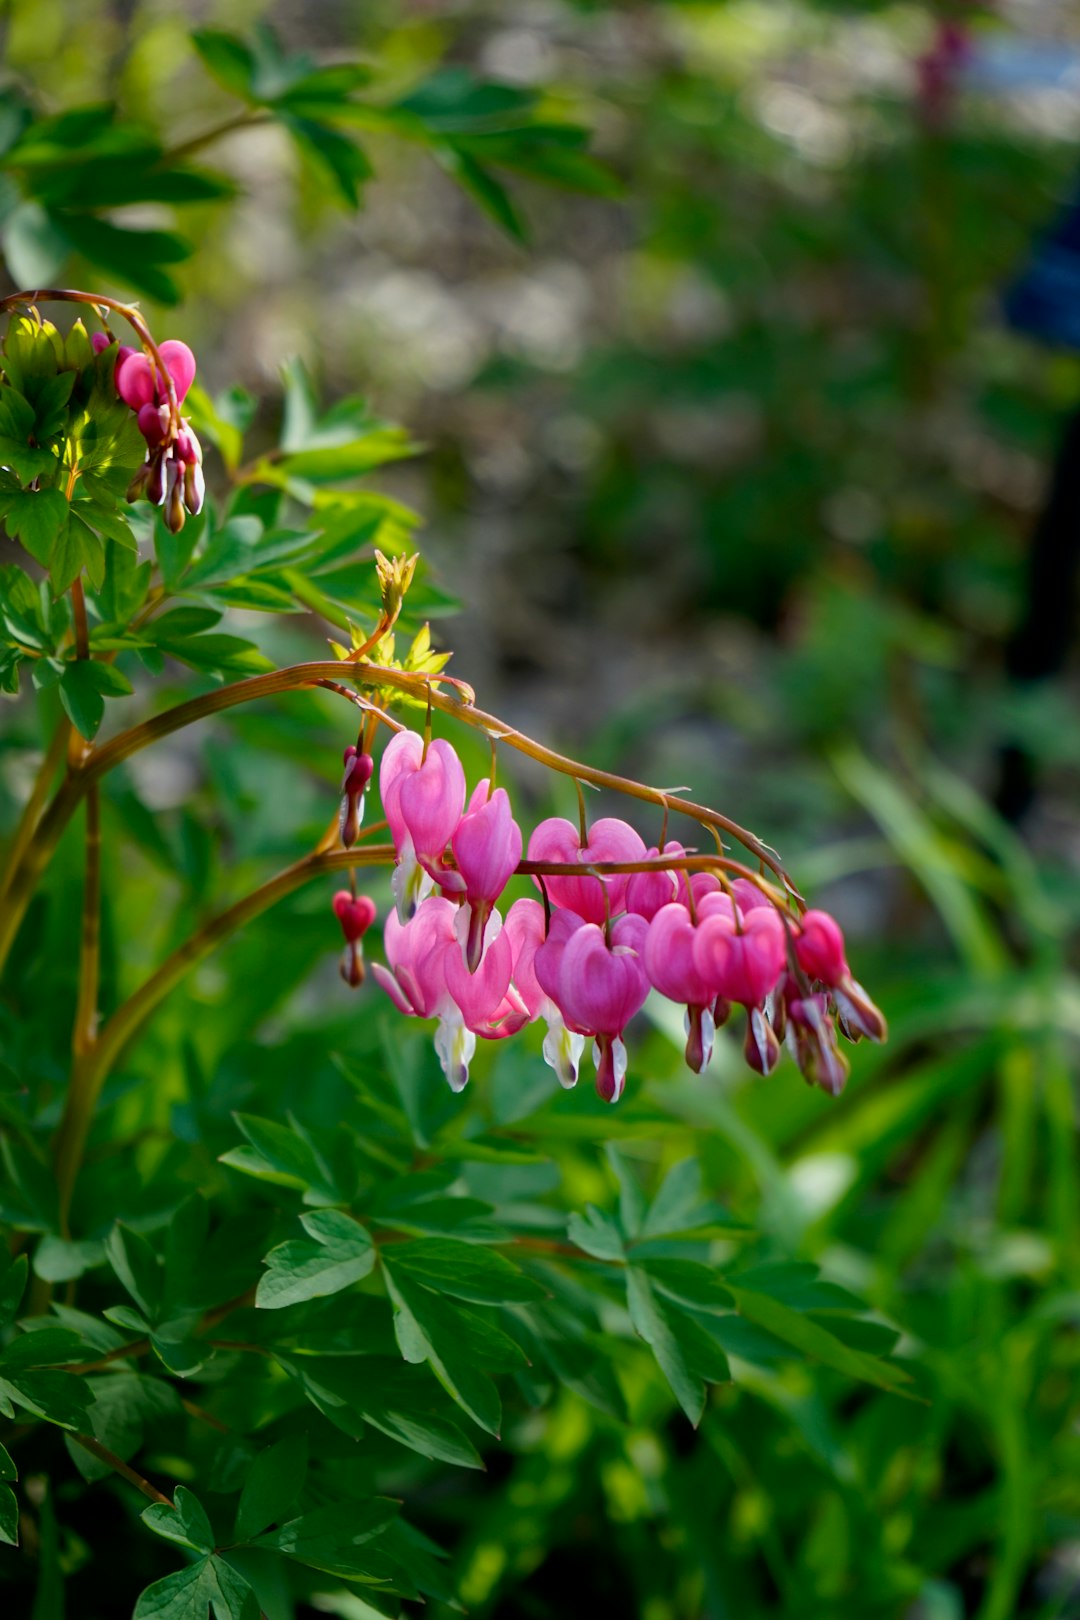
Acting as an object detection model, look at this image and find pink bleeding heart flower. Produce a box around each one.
[505,898,586,1088]
[644,902,718,1073]
[444,921,529,1043]
[379,732,465,921]
[450,781,523,971]
[692,905,787,1010]
[371,897,526,1092]
[625,841,685,921]
[371,898,454,1022]
[693,905,788,1077]
[332,890,377,988]
[116,339,197,414]
[533,907,589,1032]
[338,746,374,850]
[397,739,465,874]
[369,898,467,1090]
[527,816,647,924]
[555,914,650,1104]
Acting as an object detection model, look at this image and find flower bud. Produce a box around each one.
[165,462,186,534]
[795,910,849,987]
[146,451,167,507]
[339,748,374,849]
[183,459,205,517]
[833,977,887,1044]
[743,1006,781,1075]
[332,890,377,943]
[340,941,366,988]
[126,462,151,503]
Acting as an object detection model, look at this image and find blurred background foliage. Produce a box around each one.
[2,0,1080,1617]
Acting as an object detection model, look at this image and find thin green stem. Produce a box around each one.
[0,716,71,901]
[164,109,272,164]
[51,845,396,1231]
[72,789,101,1063]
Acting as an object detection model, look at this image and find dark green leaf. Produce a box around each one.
[388,1238,545,1304]
[0,1482,16,1547]
[234,1433,308,1543]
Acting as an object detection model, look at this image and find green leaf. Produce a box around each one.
[567,1205,625,1261]
[49,513,102,595]
[106,1223,163,1322]
[191,30,258,101]
[133,1554,260,1620]
[221,1113,341,1201]
[56,213,188,304]
[0,488,68,565]
[59,658,132,741]
[636,1259,734,1314]
[388,1238,545,1304]
[70,495,137,550]
[625,1267,729,1426]
[283,115,372,207]
[0,1327,89,1369]
[0,1368,91,1429]
[0,1441,15,1481]
[256,1209,375,1309]
[253,1498,400,1580]
[234,1433,308,1543]
[726,1285,915,1398]
[0,1254,28,1324]
[142,1486,215,1553]
[154,632,272,675]
[381,1264,504,1436]
[68,1372,181,1482]
[0,1482,17,1548]
[435,144,526,242]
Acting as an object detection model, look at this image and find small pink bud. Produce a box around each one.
[332,891,377,943]
[795,910,849,987]
[137,402,167,448]
[338,749,374,849]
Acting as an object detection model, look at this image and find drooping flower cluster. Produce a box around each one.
[93,332,205,532]
[334,727,887,1104]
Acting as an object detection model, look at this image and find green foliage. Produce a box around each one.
[0,20,613,302]
[2,1,1080,1617]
